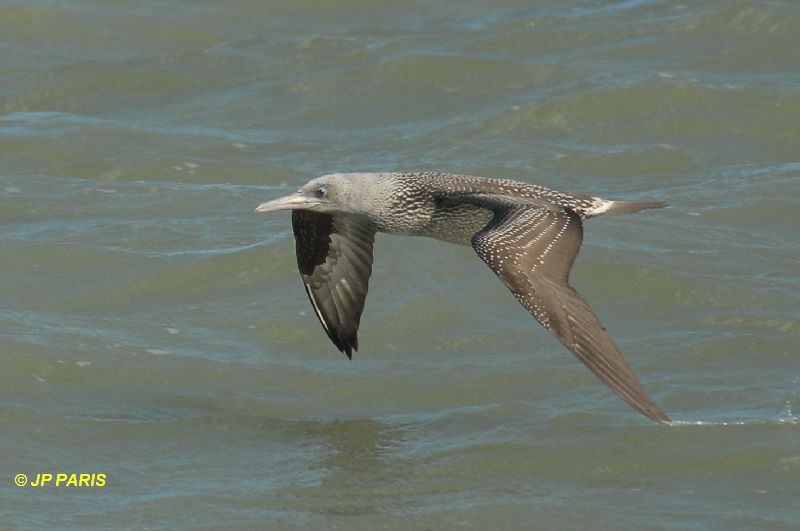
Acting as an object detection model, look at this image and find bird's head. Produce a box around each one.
[255,173,390,217]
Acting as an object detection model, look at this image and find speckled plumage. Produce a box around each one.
[256,172,670,424]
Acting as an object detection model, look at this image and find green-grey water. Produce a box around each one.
[2,1,799,528]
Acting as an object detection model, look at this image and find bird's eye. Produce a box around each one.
[314,187,327,199]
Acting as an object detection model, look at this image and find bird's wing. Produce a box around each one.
[449,194,670,424]
[291,210,376,358]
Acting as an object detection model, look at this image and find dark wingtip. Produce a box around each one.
[325,328,359,360]
[334,337,357,360]
[642,408,672,426]
[634,406,672,426]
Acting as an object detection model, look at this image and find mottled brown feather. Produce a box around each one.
[452,195,670,424]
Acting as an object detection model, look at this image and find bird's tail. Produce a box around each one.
[604,200,667,215]
[583,198,666,217]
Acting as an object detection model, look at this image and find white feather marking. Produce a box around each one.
[586,198,613,216]
[304,283,331,334]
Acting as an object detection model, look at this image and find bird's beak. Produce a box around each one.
[255,192,320,213]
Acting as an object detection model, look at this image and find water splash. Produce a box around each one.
[668,402,798,427]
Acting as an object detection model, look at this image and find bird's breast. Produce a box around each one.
[418,203,494,246]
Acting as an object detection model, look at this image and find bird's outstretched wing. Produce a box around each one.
[291,210,376,358]
[450,194,670,424]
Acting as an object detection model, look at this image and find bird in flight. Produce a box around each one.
[256,172,670,424]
